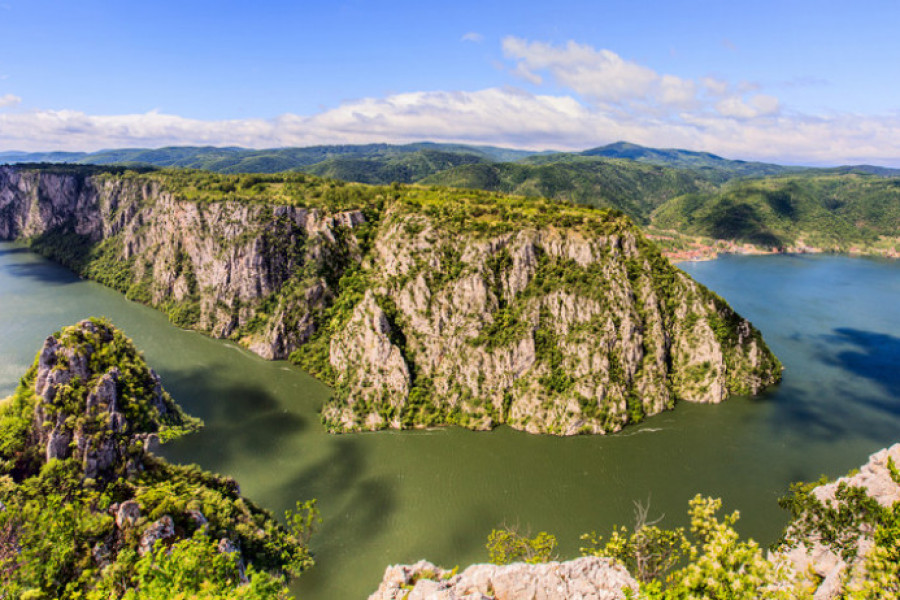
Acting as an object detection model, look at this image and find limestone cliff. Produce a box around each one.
[368,557,637,600]
[0,165,781,435]
[0,318,312,597]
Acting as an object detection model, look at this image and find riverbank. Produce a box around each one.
[646,228,900,263]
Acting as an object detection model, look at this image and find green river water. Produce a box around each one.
[1,243,899,598]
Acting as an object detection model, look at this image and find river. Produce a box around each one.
[1,244,898,598]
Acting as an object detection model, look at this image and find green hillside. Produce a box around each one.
[651,173,900,249]
[0,143,540,174]
[581,141,804,179]
[298,148,489,183]
[419,156,718,224]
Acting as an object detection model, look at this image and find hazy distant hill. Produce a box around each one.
[580,141,804,179]
[0,143,541,175]
[299,149,491,184]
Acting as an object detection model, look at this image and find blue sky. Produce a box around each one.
[1,0,900,165]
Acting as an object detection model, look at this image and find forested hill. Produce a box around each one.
[651,173,900,250]
[0,142,540,176]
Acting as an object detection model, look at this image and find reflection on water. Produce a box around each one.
[1,245,899,599]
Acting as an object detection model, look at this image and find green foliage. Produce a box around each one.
[91,533,292,600]
[0,320,314,598]
[847,499,900,599]
[652,173,900,250]
[420,156,717,225]
[579,495,815,599]
[776,478,886,561]
[485,527,558,565]
[580,499,690,583]
[649,496,803,599]
[285,499,322,548]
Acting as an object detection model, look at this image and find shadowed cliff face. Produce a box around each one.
[0,166,782,435]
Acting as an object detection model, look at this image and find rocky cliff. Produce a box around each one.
[0,165,781,435]
[0,318,312,597]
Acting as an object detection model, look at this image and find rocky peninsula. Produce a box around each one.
[0,165,781,435]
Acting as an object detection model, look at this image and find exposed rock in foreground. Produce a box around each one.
[777,443,900,600]
[368,557,637,600]
[372,444,900,600]
[0,165,781,435]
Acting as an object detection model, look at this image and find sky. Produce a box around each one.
[1,0,900,165]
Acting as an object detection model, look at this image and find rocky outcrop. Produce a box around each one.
[0,318,309,596]
[0,165,781,435]
[27,318,197,480]
[323,206,780,435]
[368,557,638,600]
[777,443,900,599]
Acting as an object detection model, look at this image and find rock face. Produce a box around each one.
[22,318,198,480]
[0,165,781,435]
[322,206,780,435]
[0,165,363,360]
[777,443,900,599]
[368,557,638,600]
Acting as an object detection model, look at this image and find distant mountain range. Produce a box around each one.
[4,141,900,252]
[5,140,898,177]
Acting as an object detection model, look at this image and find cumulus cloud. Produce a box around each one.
[461,32,484,43]
[3,89,900,166]
[715,94,780,119]
[1,38,899,166]
[501,37,782,120]
[502,37,661,104]
[0,93,21,108]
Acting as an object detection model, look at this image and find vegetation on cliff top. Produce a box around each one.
[0,318,317,599]
[8,140,900,254]
[2,165,780,436]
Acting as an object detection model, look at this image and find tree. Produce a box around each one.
[485,526,557,565]
[580,497,690,583]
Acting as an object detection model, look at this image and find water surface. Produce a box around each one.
[1,245,898,598]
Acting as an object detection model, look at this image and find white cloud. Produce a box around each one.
[659,75,697,108]
[0,38,897,166]
[716,94,780,119]
[701,77,729,96]
[461,32,484,43]
[502,37,659,104]
[2,89,900,166]
[0,93,21,108]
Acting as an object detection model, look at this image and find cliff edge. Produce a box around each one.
[0,165,782,435]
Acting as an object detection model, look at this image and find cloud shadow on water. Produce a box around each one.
[158,363,308,475]
[822,328,900,403]
[764,327,900,443]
